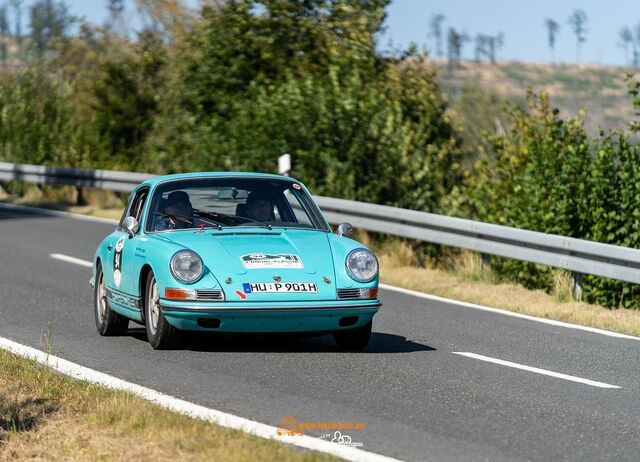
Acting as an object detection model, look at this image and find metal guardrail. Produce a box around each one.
[3,162,640,296]
[0,162,153,192]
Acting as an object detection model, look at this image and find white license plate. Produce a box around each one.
[242,282,318,294]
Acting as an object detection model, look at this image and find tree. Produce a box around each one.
[474,33,502,63]
[29,0,72,54]
[446,27,468,69]
[0,4,8,66]
[0,64,78,167]
[632,23,640,67]
[618,26,633,66]
[107,0,125,35]
[459,30,470,60]
[186,62,460,210]
[486,32,503,63]
[544,18,560,63]
[429,13,445,58]
[9,0,21,44]
[474,34,487,61]
[183,0,390,120]
[567,9,587,63]
[88,28,167,170]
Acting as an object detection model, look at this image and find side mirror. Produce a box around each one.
[337,222,354,237]
[122,216,139,238]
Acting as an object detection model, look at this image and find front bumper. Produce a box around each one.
[160,299,381,332]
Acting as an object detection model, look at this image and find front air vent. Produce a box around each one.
[196,290,225,301]
[338,316,359,327]
[197,318,221,328]
[337,288,370,300]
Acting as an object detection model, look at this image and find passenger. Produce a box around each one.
[244,192,274,222]
[155,191,194,230]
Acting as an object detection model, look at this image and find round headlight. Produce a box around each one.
[345,249,378,283]
[170,250,203,283]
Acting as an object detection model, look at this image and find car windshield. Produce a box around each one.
[145,177,329,233]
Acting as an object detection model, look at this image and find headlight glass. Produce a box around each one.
[170,250,203,283]
[346,249,378,282]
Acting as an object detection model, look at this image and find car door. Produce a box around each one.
[104,186,149,299]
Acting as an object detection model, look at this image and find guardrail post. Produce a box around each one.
[481,253,490,270]
[571,272,583,301]
[75,186,87,206]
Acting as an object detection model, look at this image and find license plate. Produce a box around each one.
[242,282,318,294]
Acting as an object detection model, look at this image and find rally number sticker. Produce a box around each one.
[113,236,126,287]
[240,253,303,269]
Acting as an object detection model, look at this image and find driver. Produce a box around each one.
[155,191,194,231]
[244,192,274,222]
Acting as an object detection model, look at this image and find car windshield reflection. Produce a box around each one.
[145,177,328,233]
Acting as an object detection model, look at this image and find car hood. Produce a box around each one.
[153,228,338,301]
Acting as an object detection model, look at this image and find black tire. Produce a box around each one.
[144,271,181,350]
[94,263,129,336]
[333,321,372,351]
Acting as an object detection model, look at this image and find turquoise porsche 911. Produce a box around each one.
[90,172,381,350]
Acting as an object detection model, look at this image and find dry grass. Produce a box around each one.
[426,59,635,132]
[552,269,574,303]
[0,349,336,461]
[374,239,640,338]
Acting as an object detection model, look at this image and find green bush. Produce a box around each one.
[464,85,640,308]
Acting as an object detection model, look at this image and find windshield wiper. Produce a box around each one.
[153,211,226,231]
[235,215,273,230]
[193,209,272,230]
[152,211,193,226]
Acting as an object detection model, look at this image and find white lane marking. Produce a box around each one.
[50,253,93,268]
[0,336,404,462]
[453,352,621,389]
[380,283,640,342]
[0,202,119,225]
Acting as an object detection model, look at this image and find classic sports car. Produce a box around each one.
[90,172,381,350]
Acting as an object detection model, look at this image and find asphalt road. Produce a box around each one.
[2,203,640,461]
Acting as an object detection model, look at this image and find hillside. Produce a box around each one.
[431,60,637,133]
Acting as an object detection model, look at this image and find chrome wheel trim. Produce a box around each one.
[97,271,107,322]
[148,276,160,336]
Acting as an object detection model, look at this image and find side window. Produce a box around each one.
[119,188,148,231]
[132,190,148,222]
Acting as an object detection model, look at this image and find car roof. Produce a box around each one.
[139,172,297,189]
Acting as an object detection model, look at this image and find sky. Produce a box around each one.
[16,0,639,66]
[380,0,636,66]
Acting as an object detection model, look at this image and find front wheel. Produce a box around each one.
[333,321,372,351]
[144,271,180,350]
[94,263,128,336]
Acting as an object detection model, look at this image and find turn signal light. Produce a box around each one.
[367,288,378,298]
[165,288,197,300]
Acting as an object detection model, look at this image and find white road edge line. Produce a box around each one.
[50,253,93,268]
[453,352,621,389]
[380,283,640,342]
[0,336,404,462]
